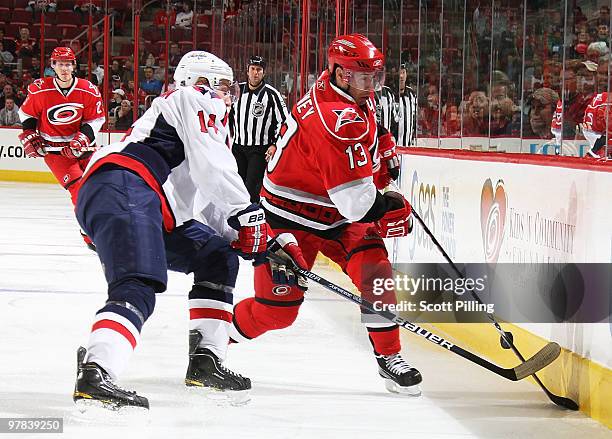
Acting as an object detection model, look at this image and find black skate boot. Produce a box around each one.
[73,346,149,410]
[185,330,251,397]
[376,352,422,396]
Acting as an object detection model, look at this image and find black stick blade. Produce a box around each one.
[514,342,561,380]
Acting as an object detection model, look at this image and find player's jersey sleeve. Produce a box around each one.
[81,81,106,136]
[313,128,377,222]
[163,88,251,219]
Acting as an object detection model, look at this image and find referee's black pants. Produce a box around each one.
[232,144,268,204]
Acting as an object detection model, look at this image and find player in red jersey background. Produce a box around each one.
[18,47,105,248]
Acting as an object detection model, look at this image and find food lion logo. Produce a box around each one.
[252,102,265,117]
[332,108,364,132]
[47,103,84,125]
[480,178,507,263]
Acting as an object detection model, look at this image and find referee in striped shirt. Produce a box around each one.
[374,84,396,132]
[230,55,289,203]
[395,63,417,146]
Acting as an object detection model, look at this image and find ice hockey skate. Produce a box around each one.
[73,347,149,411]
[376,352,422,396]
[185,330,251,405]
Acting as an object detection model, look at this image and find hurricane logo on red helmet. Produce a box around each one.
[47,103,84,125]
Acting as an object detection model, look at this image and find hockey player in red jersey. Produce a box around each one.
[582,91,612,158]
[230,34,422,395]
[18,47,105,248]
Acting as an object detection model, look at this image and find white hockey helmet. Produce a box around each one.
[173,51,234,88]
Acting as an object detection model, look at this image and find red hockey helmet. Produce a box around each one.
[328,34,385,91]
[50,47,76,64]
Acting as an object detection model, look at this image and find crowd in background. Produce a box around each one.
[0,0,611,156]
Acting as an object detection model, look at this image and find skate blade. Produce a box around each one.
[74,398,150,415]
[72,399,151,427]
[185,382,251,406]
[384,379,422,397]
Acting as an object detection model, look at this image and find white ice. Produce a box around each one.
[0,182,609,439]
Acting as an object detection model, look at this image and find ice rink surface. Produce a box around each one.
[0,182,610,439]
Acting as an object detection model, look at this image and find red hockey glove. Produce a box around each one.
[267,233,308,292]
[378,132,400,181]
[18,130,46,157]
[228,204,269,258]
[62,132,92,159]
[375,191,413,238]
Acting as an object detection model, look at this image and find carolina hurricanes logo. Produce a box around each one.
[480,178,507,263]
[332,108,365,132]
[272,286,291,296]
[47,103,84,125]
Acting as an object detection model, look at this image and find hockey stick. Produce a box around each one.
[411,210,579,410]
[268,254,560,382]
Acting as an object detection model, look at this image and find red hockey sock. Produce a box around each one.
[368,326,401,355]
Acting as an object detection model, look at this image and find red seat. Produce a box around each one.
[55,10,83,26]
[11,9,34,25]
[14,0,30,9]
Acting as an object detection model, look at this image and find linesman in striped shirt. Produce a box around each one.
[395,63,417,146]
[230,55,289,203]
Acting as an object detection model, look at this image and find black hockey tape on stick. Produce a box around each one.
[268,254,560,382]
[411,210,579,410]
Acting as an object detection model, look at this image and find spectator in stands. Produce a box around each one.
[91,60,104,85]
[43,56,55,77]
[419,89,440,136]
[0,29,16,55]
[26,1,57,13]
[110,74,123,91]
[124,79,147,112]
[587,41,609,64]
[154,6,177,29]
[108,88,125,116]
[462,91,489,136]
[154,56,167,82]
[169,42,181,69]
[175,2,194,29]
[92,41,104,65]
[0,84,21,108]
[0,41,14,64]
[74,0,102,15]
[15,28,36,59]
[0,97,20,127]
[442,104,461,137]
[121,57,134,84]
[596,23,610,45]
[140,67,162,96]
[18,73,34,101]
[490,98,514,136]
[144,52,156,69]
[525,87,559,139]
[30,56,42,79]
[110,59,124,80]
[114,100,133,130]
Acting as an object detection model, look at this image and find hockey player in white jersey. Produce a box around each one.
[72,51,307,410]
